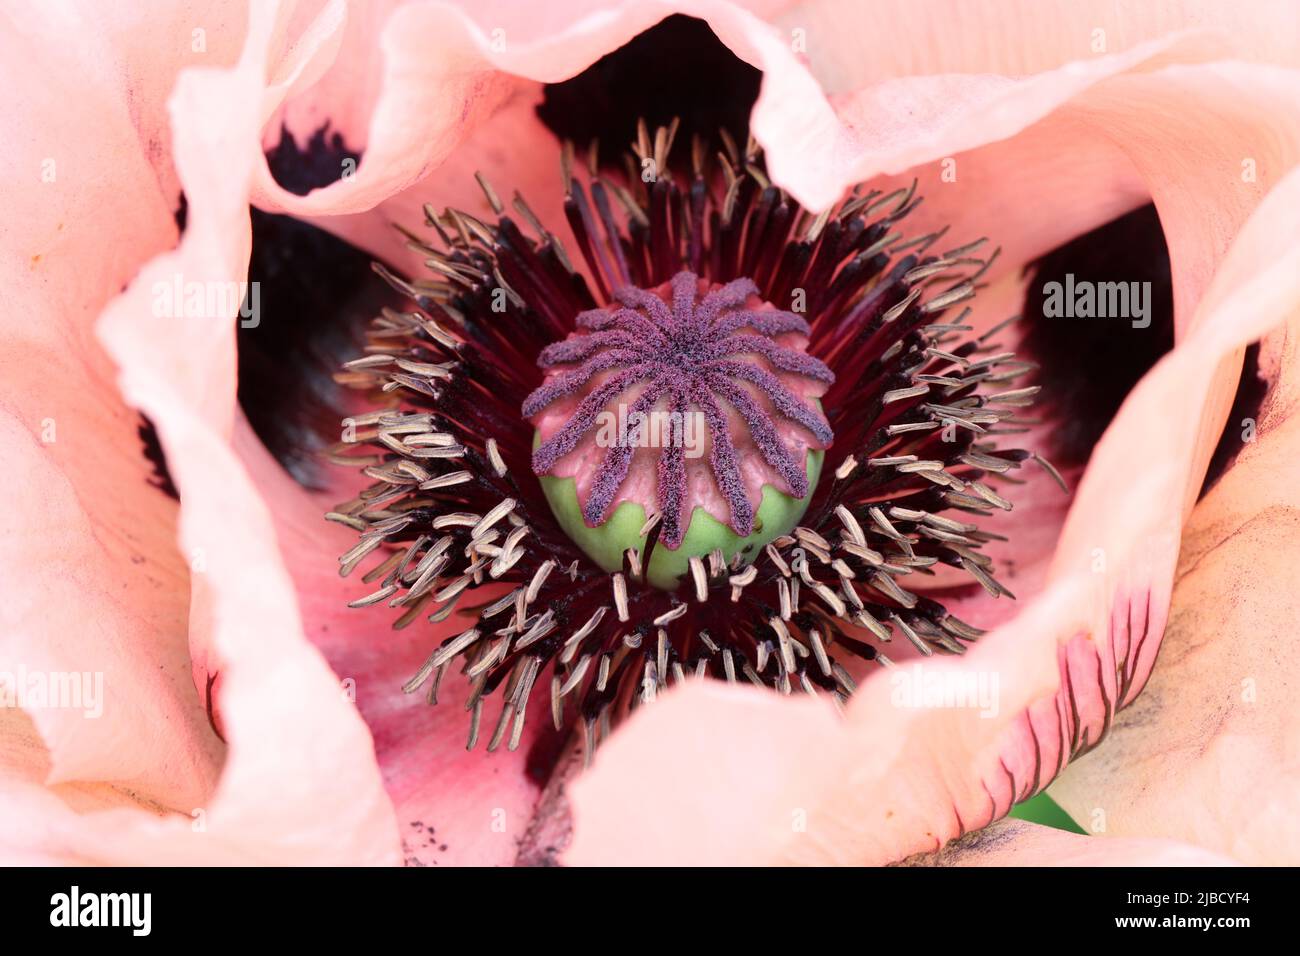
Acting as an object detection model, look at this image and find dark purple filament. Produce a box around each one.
[523,271,834,547]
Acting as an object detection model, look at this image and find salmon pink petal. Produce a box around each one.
[0,0,401,864]
[566,580,1091,865]
[20,2,255,201]
[778,0,1298,91]
[0,0,248,818]
[951,62,1300,639]
[152,1,613,868]
[1049,171,1300,866]
[105,0,403,865]
[751,1,1300,293]
[250,3,811,281]
[0,412,219,812]
[250,0,646,218]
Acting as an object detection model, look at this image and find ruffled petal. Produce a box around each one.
[0,0,401,865]
[1049,171,1300,866]
[250,0,653,217]
[566,581,1087,865]
[98,0,402,865]
[0,0,239,818]
[761,0,1299,210]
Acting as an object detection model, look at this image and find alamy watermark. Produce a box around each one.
[594,405,705,458]
[889,662,1000,718]
[0,666,103,718]
[151,274,260,327]
[50,886,151,936]
[1041,274,1151,329]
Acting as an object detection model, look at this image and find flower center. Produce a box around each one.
[326,121,1065,756]
[523,271,833,584]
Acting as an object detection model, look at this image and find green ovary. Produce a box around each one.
[540,450,824,591]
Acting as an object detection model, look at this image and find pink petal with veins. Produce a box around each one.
[1049,171,1300,865]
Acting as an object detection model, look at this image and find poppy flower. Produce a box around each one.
[1,0,1297,867]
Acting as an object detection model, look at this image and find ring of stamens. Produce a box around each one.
[328,121,1064,756]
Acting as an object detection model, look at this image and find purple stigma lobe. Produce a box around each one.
[524,271,835,541]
